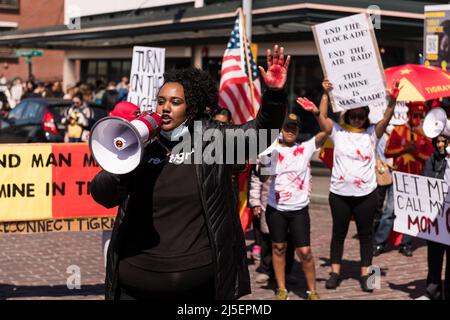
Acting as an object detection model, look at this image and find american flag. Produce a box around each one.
[218,13,261,125]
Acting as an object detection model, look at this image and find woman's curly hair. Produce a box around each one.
[163,67,218,120]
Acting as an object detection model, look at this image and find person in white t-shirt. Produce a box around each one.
[297,79,400,292]
[262,113,327,300]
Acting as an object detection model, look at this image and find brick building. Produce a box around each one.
[0,0,65,82]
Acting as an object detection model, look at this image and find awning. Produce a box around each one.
[0,0,426,50]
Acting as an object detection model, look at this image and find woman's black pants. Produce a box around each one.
[329,190,378,267]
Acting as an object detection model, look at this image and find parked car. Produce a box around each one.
[0,98,108,143]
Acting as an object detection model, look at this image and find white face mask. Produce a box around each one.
[445,146,450,155]
[160,120,189,141]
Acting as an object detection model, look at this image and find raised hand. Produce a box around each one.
[258,44,290,89]
[296,97,319,113]
[387,79,401,103]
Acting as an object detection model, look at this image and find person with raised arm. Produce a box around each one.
[297,79,400,292]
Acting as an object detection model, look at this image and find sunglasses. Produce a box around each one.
[348,113,366,121]
[409,113,422,119]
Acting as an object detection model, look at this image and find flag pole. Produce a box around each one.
[239,7,256,118]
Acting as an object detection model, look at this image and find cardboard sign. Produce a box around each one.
[313,13,386,112]
[368,101,408,125]
[0,143,115,225]
[424,4,450,70]
[393,171,450,246]
[127,46,165,112]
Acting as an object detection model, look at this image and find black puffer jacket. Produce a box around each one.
[90,89,287,300]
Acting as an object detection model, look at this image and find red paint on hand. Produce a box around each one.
[297,97,317,111]
[389,80,401,100]
[265,64,284,88]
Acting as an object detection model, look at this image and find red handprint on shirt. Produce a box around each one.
[293,146,305,157]
[356,149,371,161]
[286,172,305,190]
[275,190,293,203]
[353,178,366,188]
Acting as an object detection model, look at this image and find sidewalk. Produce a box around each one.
[311,161,331,205]
[0,202,428,300]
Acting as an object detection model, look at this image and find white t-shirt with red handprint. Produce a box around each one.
[267,137,318,211]
[329,122,378,197]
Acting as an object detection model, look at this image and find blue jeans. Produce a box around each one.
[374,184,412,247]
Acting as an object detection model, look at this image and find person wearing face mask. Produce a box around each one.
[90,45,290,300]
[297,79,400,292]
[260,113,327,300]
[380,102,434,257]
[420,135,450,300]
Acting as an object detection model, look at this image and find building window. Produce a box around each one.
[80,58,190,87]
[81,59,132,87]
[0,0,19,10]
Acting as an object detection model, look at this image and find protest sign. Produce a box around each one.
[0,143,115,228]
[0,217,114,235]
[393,171,450,246]
[313,13,386,112]
[127,46,165,112]
[424,4,450,71]
[368,101,408,125]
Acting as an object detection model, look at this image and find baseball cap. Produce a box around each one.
[283,113,301,128]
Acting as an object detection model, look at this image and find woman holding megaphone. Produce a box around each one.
[90,45,290,300]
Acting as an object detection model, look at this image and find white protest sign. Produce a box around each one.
[368,101,408,125]
[393,171,450,246]
[389,101,409,125]
[128,46,165,112]
[312,13,386,112]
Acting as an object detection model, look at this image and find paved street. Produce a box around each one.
[243,203,428,300]
[0,201,429,300]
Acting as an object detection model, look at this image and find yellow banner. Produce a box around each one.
[425,12,446,18]
[0,217,114,234]
[0,143,115,225]
[0,144,52,221]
